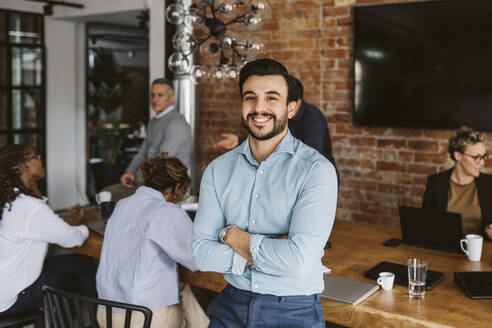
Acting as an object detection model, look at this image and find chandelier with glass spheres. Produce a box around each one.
[165,0,268,81]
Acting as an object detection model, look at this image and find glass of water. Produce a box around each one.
[407,258,427,299]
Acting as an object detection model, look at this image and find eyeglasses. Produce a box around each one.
[462,153,488,163]
[27,154,42,161]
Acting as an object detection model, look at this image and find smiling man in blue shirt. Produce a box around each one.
[192,58,338,327]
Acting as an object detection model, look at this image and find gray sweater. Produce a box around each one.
[127,109,192,173]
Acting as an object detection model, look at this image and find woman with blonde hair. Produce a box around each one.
[96,153,208,328]
[423,126,492,239]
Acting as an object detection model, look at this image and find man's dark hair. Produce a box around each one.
[239,58,294,103]
[152,78,174,94]
[286,75,304,103]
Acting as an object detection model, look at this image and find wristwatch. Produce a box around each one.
[219,225,234,244]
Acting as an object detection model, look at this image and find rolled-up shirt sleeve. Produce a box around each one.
[192,165,236,273]
[24,203,88,247]
[250,161,337,278]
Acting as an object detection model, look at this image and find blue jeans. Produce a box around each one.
[207,285,324,328]
[0,254,97,316]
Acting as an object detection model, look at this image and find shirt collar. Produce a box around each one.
[13,187,48,202]
[238,130,295,165]
[135,185,166,202]
[153,105,174,119]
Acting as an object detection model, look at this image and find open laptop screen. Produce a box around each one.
[398,205,464,253]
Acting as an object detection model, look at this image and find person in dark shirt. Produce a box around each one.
[423,126,492,240]
[213,75,336,169]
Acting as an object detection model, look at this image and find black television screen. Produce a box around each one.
[353,0,492,131]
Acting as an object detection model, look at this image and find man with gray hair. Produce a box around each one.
[105,78,192,201]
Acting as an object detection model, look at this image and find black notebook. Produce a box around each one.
[454,271,492,299]
[365,261,444,290]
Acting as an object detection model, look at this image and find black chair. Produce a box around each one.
[42,286,152,328]
[0,309,43,328]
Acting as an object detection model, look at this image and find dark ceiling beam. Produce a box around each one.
[22,0,84,9]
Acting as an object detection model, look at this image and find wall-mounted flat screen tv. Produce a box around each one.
[353,0,492,131]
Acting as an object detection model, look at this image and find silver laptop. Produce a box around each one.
[320,274,379,306]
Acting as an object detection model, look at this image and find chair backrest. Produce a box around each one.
[42,286,152,328]
[0,309,43,328]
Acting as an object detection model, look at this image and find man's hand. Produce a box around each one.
[67,205,85,225]
[485,224,492,240]
[213,133,239,150]
[120,171,135,188]
[224,226,253,265]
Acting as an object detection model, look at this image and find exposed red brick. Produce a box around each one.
[414,152,447,164]
[392,128,425,137]
[336,123,362,135]
[349,136,376,147]
[423,130,454,139]
[345,179,378,191]
[377,183,402,194]
[361,159,375,169]
[398,151,413,162]
[356,0,383,4]
[337,17,352,26]
[377,139,407,149]
[197,0,464,229]
[362,127,389,136]
[327,113,351,123]
[376,161,405,172]
[338,59,352,69]
[335,102,351,112]
[405,164,438,175]
[321,49,348,58]
[326,27,350,38]
[408,140,439,152]
[322,17,336,28]
[323,70,351,80]
[324,6,349,17]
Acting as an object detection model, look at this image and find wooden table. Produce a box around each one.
[59,206,105,259]
[70,218,492,328]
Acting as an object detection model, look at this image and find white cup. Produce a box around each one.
[377,272,395,291]
[460,234,483,262]
[95,191,112,204]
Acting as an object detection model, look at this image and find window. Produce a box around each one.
[0,10,45,166]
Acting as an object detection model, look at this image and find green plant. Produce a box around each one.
[88,48,131,164]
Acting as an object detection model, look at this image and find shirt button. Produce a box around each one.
[259,169,264,174]
[252,219,256,224]
[254,284,258,289]
[254,194,259,198]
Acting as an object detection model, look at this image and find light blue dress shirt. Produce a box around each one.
[192,131,338,296]
[96,186,197,309]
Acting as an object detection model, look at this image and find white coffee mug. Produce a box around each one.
[460,234,483,262]
[377,272,395,291]
[95,191,112,204]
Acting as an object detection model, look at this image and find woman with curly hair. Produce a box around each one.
[0,145,96,316]
[96,153,208,328]
[423,126,492,239]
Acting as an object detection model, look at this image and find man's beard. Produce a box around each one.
[242,112,288,141]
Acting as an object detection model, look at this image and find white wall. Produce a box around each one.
[44,18,82,209]
[0,0,41,13]
[148,0,166,81]
[2,0,166,209]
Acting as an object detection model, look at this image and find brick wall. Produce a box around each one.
[197,0,492,227]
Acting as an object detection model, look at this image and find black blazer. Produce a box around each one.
[422,168,492,239]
